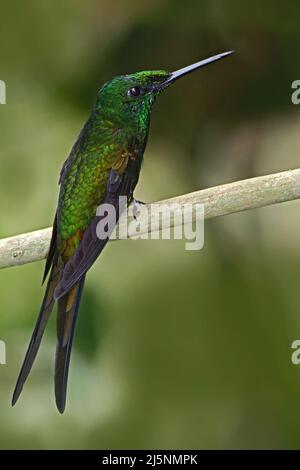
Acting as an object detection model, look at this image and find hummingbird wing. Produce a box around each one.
[54,157,142,300]
[53,158,142,410]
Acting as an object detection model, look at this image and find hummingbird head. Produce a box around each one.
[95,51,234,134]
[96,70,170,126]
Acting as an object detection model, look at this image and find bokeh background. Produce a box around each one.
[0,0,300,450]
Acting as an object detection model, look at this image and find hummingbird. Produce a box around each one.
[12,51,234,413]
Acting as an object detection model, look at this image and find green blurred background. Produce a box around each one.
[1,0,300,450]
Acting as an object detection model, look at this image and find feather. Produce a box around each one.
[42,214,58,284]
[54,275,86,414]
[54,160,141,299]
[12,264,60,406]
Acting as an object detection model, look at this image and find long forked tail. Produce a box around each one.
[12,264,60,407]
[55,275,86,414]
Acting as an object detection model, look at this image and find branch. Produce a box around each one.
[1,168,300,269]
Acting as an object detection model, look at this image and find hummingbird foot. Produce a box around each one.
[130,198,146,220]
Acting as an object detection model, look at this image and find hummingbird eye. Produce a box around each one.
[127,86,141,98]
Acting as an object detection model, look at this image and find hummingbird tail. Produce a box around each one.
[54,274,86,414]
[12,264,60,407]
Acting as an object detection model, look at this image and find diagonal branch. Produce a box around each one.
[1,168,300,269]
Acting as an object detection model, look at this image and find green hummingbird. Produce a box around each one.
[12,51,234,413]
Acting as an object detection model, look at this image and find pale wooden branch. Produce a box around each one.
[1,168,300,269]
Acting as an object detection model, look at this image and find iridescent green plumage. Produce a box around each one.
[58,71,169,256]
[12,52,234,413]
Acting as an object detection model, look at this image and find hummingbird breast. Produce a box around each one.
[57,120,144,259]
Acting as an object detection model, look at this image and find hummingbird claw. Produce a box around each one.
[130,198,146,220]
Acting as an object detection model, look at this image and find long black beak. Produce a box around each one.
[158,51,234,89]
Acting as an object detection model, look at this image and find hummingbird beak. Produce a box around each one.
[156,51,234,90]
